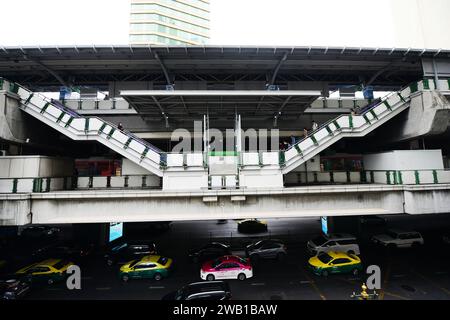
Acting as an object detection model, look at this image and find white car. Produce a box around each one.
[307,233,360,256]
[200,255,253,281]
[372,229,424,248]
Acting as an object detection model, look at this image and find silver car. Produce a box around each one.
[246,240,287,262]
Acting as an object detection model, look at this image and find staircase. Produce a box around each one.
[280,80,432,174]
[9,82,165,177]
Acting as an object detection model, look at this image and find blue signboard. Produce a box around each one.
[321,216,328,235]
[109,222,123,242]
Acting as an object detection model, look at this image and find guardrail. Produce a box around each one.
[1,79,167,173]
[63,98,132,111]
[280,79,450,171]
[286,169,450,186]
[0,175,162,193]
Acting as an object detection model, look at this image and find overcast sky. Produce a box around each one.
[0,0,447,48]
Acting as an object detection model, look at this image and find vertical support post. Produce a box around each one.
[45,178,51,192]
[12,178,18,193]
[433,170,438,184]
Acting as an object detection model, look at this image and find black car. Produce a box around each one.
[162,281,231,301]
[20,226,60,241]
[1,242,56,266]
[360,216,387,227]
[0,277,31,300]
[188,242,231,263]
[36,242,94,261]
[104,241,157,266]
[237,219,268,234]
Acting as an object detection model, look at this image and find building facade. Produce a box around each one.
[129,0,210,45]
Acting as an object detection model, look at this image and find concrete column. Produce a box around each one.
[326,216,361,235]
[72,223,110,249]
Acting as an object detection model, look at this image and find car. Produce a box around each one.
[105,241,157,266]
[15,259,74,285]
[246,239,287,261]
[20,226,60,240]
[200,255,253,281]
[307,233,360,256]
[36,242,94,261]
[162,281,231,301]
[0,277,31,300]
[308,251,363,277]
[237,219,268,234]
[371,229,424,248]
[119,255,173,282]
[360,215,387,227]
[188,242,231,263]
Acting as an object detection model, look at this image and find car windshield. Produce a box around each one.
[157,257,169,265]
[175,286,189,300]
[252,241,264,248]
[211,258,223,268]
[53,260,69,270]
[236,257,248,265]
[312,235,328,246]
[386,231,398,238]
[317,253,333,264]
[128,260,139,268]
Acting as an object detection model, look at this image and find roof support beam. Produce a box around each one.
[154,51,172,86]
[268,52,288,86]
[151,96,170,128]
[23,54,69,88]
[366,63,394,86]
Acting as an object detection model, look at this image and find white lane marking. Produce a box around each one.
[435,271,448,275]
[149,286,165,289]
[392,274,407,278]
[95,287,111,290]
[251,282,265,286]
[300,280,312,284]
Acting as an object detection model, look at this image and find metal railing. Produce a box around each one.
[285,169,450,186]
[280,79,436,167]
[5,80,167,169]
[0,175,163,193]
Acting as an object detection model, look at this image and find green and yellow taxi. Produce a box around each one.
[308,251,363,277]
[15,259,74,285]
[119,255,173,282]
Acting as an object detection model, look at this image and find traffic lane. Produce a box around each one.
[21,247,450,300]
[150,218,321,242]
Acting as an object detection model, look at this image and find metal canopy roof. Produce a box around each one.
[1,45,447,90]
[121,89,321,122]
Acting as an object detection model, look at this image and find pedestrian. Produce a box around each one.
[303,127,308,138]
[118,122,124,131]
[312,120,318,131]
[290,135,296,146]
